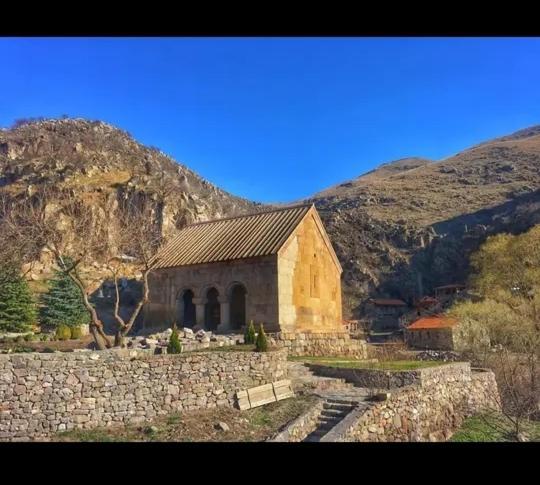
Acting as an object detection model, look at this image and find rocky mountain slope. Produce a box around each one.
[0,118,260,282]
[306,127,540,316]
[1,117,539,319]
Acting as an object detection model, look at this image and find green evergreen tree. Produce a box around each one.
[40,263,90,329]
[167,325,182,354]
[244,320,256,345]
[0,267,37,333]
[255,323,268,352]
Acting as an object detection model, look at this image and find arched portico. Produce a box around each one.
[204,287,221,331]
[176,288,196,328]
[228,283,247,330]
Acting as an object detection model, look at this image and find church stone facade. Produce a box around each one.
[143,204,343,334]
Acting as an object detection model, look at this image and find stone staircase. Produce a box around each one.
[303,398,357,442]
[286,361,371,442]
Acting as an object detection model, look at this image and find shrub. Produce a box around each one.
[70,326,83,339]
[56,324,71,341]
[167,325,182,354]
[255,324,268,352]
[244,320,256,345]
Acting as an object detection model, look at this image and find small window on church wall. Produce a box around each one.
[310,264,320,298]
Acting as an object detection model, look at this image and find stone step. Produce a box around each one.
[320,409,348,419]
[326,397,360,405]
[317,419,342,430]
[310,428,330,437]
[323,403,355,412]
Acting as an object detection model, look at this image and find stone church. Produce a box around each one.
[143,204,343,334]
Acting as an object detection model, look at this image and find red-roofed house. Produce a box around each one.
[405,315,459,350]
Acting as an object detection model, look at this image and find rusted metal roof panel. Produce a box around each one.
[153,204,312,269]
[407,316,458,330]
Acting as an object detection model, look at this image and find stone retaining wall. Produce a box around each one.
[0,348,288,441]
[269,398,325,442]
[320,365,500,442]
[307,362,471,390]
[272,332,367,358]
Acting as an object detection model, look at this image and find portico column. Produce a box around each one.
[218,296,231,333]
[193,297,205,329]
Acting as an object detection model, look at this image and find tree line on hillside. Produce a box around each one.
[448,224,539,440]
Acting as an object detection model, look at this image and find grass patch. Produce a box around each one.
[249,408,274,427]
[290,355,446,371]
[59,428,128,442]
[450,413,540,442]
[166,414,182,425]
[288,355,364,363]
[187,344,256,353]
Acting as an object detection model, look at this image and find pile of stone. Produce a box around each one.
[415,350,461,362]
[126,328,245,353]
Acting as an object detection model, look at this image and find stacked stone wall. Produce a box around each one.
[270,398,325,442]
[0,348,287,441]
[320,364,500,442]
[272,331,367,358]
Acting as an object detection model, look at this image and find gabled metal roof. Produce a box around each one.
[152,204,313,269]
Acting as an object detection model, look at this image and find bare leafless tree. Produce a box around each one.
[107,196,164,347]
[0,187,113,349]
[0,193,42,285]
[1,178,190,351]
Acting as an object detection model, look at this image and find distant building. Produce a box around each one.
[143,204,343,334]
[342,319,361,334]
[404,314,489,351]
[434,284,465,301]
[405,316,459,350]
[364,298,408,332]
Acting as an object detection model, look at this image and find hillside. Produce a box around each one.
[0,118,261,283]
[1,117,539,319]
[307,126,540,316]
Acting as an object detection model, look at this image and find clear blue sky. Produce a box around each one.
[2,37,540,203]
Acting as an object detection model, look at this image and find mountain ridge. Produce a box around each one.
[1,117,539,317]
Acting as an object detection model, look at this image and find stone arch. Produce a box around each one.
[199,283,224,302]
[228,282,247,330]
[176,288,196,328]
[204,287,221,331]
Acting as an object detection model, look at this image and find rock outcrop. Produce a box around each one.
[2,118,539,318]
[0,118,262,282]
[306,127,540,315]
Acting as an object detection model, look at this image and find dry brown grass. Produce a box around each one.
[54,395,317,442]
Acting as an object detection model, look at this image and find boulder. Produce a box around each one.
[142,338,158,346]
[195,330,211,340]
[215,421,230,432]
